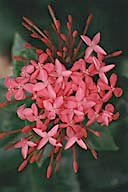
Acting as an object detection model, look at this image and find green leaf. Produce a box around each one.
[12,33,37,76]
[87,123,118,151]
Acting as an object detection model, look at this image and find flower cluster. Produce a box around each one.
[0,5,123,178]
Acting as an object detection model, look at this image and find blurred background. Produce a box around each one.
[0,0,128,192]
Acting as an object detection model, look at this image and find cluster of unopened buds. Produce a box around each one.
[0,5,123,178]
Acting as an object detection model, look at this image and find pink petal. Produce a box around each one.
[33,82,46,91]
[22,144,28,159]
[48,125,59,137]
[84,101,96,108]
[27,141,37,147]
[38,137,48,149]
[5,77,17,88]
[22,108,33,116]
[55,59,62,76]
[110,73,117,87]
[44,63,54,73]
[87,108,95,119]
[17,104,26,120]
[64,137,76,150]
[113,88,123,97]
[56,76,63,84]
[92,32,100,45]
[38,69,48,82]
[31,103,38,116]
[56,142,62,147]
[74,110,84,116]
[76,87,84,102]
[66,100,77,109]
[36,120,47,131]
[39,53,48,64]
[30,60,37,67]
[101,64,115,73]
[95,103,102,113]
[43,100,53,111]
[79,59,86,71]
[20,77,29,84]
[102,90,113,102]
[14,89,25,100]
[54,96,63,109]
[81,35,92,46]
[6,91,12,101]
[98,79,110,90]
[23,84,33,93]
[62,70,72,76]
[26,65,34,73]
[66,127,75,137]
[15,141,23,148]
[71,74,82,84]
[113,112,120,120]
[99,72,108,84]
[47,84,56,99]
[27,115,35,122]
[86,76,96,89]
[76,139,87,150]
[67,111,74,121]
[30,69,39,80]
[103,116,109,126]
[33,128,47,137]
[48,111,56,120]
[93,56,100,70]
[105,104,114,113]
[48,137,57,146]
[85,47,93,58]
[49,137,62,147]
[94,45,107,55]
[86,116,96,126]
[71,61,81,71]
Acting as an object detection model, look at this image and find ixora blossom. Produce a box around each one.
[0,5,123,178]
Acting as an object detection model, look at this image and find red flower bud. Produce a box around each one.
[18,160,28,172]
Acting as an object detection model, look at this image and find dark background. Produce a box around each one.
[0,0,128,192]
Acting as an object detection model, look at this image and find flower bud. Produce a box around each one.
[18,160,28,172]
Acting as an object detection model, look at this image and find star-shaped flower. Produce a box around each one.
[81,32,107,58]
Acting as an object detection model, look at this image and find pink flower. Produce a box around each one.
[81,33,107,58]
[65,127,87,150]
[55,59,72,84]
[76,87,96,111]
[15,138,36,159]
[5,77,17,100]
[33,69,56,99]
[33,125,62,149]
[30,52,54,80]
[99,104,115,126]
[93,56,115,84]
[102,73,123,102]
[87,103,102,126]
[21,103,45,123]
[21,65,34,78]
[43,96,63,120]
[17,104,26,120]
